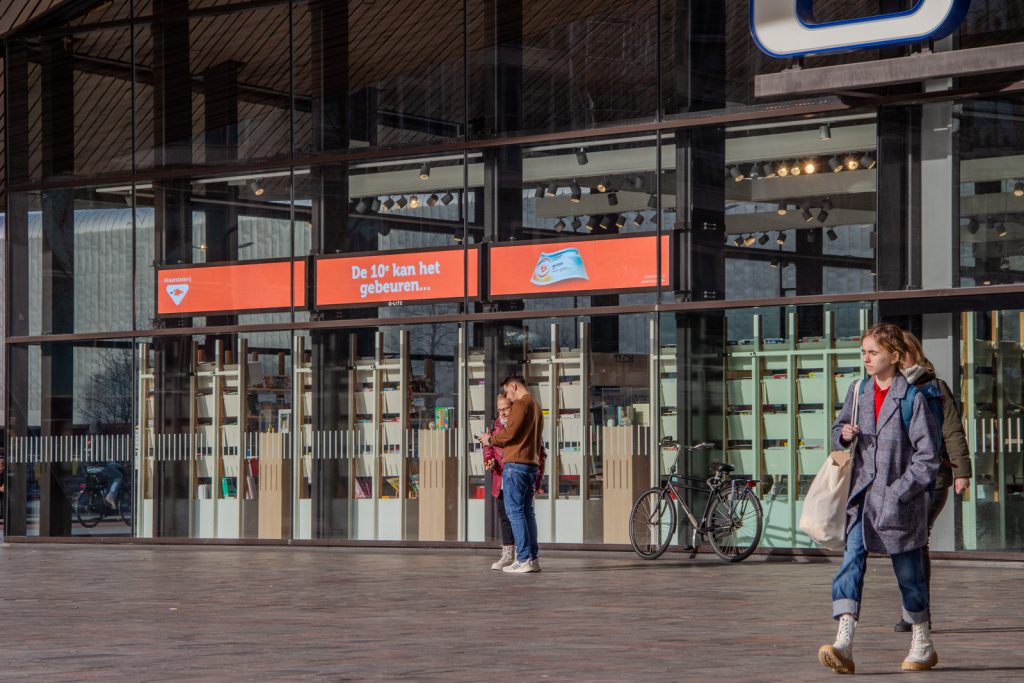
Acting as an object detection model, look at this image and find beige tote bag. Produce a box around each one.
[798,380,861,551]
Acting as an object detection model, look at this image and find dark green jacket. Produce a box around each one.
[911,371,972,489]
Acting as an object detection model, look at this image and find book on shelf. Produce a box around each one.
[221,477,237,498]
[354,477,372,499]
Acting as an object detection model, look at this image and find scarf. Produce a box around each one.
[901,364,927,384]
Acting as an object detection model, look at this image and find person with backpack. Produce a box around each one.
[891,331,972,632]
[818,323,941,674]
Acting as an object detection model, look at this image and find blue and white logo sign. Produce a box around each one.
[750,0,972,58]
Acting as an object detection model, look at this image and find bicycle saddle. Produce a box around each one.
[712,462,735,474]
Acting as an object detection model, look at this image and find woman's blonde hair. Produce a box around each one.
[864,322,910,365]
[900,331,936,374]
[496,392,509,404]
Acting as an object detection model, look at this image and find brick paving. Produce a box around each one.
[0,544,1022,681]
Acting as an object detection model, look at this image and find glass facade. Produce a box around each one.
[4,0,1024,553]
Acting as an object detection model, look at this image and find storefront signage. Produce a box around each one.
[315,246,480,308]
[157,259,307,317]
[750,0,971,57]
[488,234,670,299]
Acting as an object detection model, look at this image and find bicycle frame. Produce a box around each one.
[663,472,756,537]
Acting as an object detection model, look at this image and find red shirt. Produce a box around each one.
[874,380,890,420]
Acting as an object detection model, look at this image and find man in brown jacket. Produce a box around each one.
[477,375,543,573]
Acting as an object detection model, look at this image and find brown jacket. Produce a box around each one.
[490,392,543,466]
[931,376,973,489]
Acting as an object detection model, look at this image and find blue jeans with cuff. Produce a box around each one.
[502,462,539,563]
[831,502,929,625]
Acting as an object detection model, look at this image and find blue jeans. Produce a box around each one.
[502,463,539,562]
[832,503,929,624]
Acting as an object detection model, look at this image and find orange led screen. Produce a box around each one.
[315,247,480,307]
[157,259,306,316]
[488,234,670,298]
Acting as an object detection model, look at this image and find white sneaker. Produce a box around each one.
[818,614,856,674]
[528,558,541,573]
[502,559,534,574]
[901,622,938,671]
[491,545,515,570]
[104,495,117,509]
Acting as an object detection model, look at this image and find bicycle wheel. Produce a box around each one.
[117,487,132,526]
[706,486,763,562]
[629,488,676,560]
[75,489,104,528]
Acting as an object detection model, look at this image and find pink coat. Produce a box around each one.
[483,416,546,498]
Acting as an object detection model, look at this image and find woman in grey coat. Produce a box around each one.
[818,323,941,674]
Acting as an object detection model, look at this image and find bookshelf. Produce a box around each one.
[961,310,1024,551]
[723,308,868,548]
[524,321,598,544]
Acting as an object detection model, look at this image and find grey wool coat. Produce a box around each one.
[830,373,941,555]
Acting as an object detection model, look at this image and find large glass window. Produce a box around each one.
[958,97,1024,287]
[714,115,878,300]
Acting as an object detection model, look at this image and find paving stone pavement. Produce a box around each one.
[0,544,1022,681]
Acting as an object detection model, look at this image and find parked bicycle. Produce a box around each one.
[75,464,131,528]
[629,442,763,562]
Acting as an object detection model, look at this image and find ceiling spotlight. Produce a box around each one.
[631,176,644,190]
[571,217,582,231]
[982,278,992,285]
[743,234,757,247]
[845,155,860,171]
[732,236,744,247]
[570,179,582,203]
[453,228,463,244]
[607,192,619,206]
[370,198,382,212]
[395,196,408,209]
[249,180,264,196]
[803,159,817,175]
[776,231,788,246]
[647,194,658,210]
[378,224,391,237]
[817,208,830,223]
[534,185,545,199]
[419,162,431,180]
[860,152,876,169]
[777,162,790,178]
[819,123,832,140]
[410,195,422,209]
[758,233,770,246]
[826,227,839,241]
[426,194,439,207]
[762,162,776,179]
[997,222,1008,238]
[355,198,369,214]
[554,218,566,233]
[829,156,843,172]
[382,197,395,211]
[747,163,760,180]
[1014,181,1024,197]
[966,218,979,234]
[801,204,814,222]
[776,202,788,216]
[730,165,745,182]
[584,216,596,232]
[596,177,609,193]
[575,148,589,165]
[545,182,558,197]
[790,161,801,176]
[821,197,833,212]
[633,213,645,227]
[440,192,454,206]
[1000,257,1011,271]
[614,214,626,229]
[600,215,613,230]
[770,259,780,269]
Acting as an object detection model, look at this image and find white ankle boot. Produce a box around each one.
[491,545,515,570]
[901,622,938,671]
[818,614,856,674]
